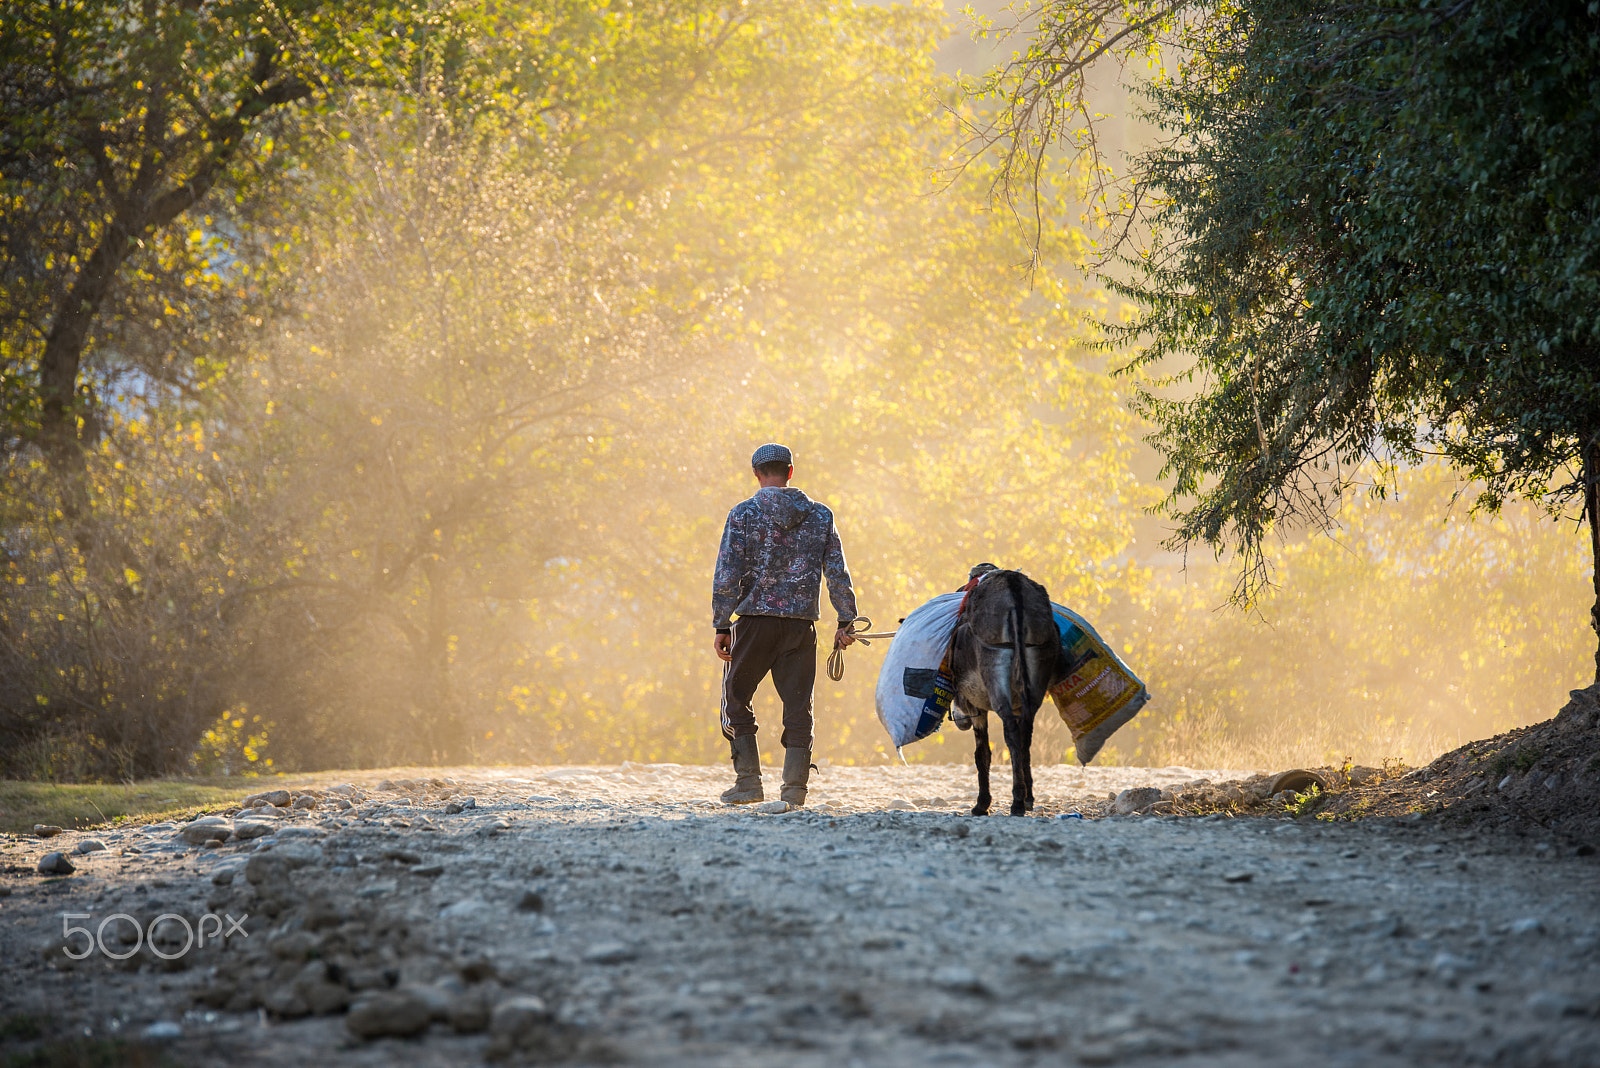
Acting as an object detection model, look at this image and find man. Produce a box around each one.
[712,443,858,806]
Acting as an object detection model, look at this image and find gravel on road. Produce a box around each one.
[2,762,1597,1067]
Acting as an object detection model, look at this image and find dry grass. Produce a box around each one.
[0,778,294,835]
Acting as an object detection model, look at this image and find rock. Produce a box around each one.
[33,825,64,838]
[382,848,421,864]
[1222,871,1255,884]
[293,795,318,810]
[445,802,464,814]
[1525,991,1579,1019]
[346,989,433,1039]
[36,852,75,875]
[489,994,551,1047]
[271,839,323,863]
[244,790,292,808]
[72,839,106,855]
[583,941,634,964]
[449,986,497,1033]
[210,859,248,885]
[439,897,490,921]
[179,816,233,845]
[1509,917,1545,935]
[932,965,986,992]
[358,880,397,898]
[142,1021,182,1040]
[1266,769,1327,796]
[1113,788,1163,815]
[295,960,353,1015]
[756,800,790,814]
[886,798,916,811]
[517,890,545,912]
[410,863,444,877]
[232,821,275,841]
[398,981,453,1022]
[275,826,325,841]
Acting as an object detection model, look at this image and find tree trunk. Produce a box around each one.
[1587,431,1600,685]
[39,219,136,459]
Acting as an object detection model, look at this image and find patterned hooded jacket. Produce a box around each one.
[712,487,858,631]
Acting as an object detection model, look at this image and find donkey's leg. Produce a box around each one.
[1000,713,1029,816]
[1018,712,1036,811]
[971,711,992,816]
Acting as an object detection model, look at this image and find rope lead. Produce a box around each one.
[825,617,898,682]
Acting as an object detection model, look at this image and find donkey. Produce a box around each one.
[948,569,1060,816]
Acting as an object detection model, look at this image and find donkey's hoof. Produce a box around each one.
[1009,805,1027,816]
[970,803,990,816]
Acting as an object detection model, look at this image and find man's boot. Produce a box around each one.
[780,747,813,807]
[720,735,763,804]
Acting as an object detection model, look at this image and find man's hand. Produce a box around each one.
[833,624,858,651]
[714,632,733,662]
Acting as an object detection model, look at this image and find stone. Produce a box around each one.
[275,826,325,841]
[932,965,985,992]
[232,821,275,841]
[583,941,634,964]
[410,863,444,877]
[1222,871,1255,883]
[517,890,545,913]
[257,841,321,868]
[210,860,248,885]
[179,816,233,845]
[398,981,453,1022]
[72,839,106,855]
[142,1021,182,1040]
[489,995,551,1046]
[1509,917,1545,935]
[449,986,497,1034]
[33,825,64,838]
[756,800,790,814]
[358,880,398,898]
[293,795,318,810]
[885,798,916,811]
[1525,991,1579,1019]
[1113,788,1164,815]
[346,989,433,1039]
[36,852,75,875]
[295,960,352,1015]
[244,790,292,808]
[439,897,490,921]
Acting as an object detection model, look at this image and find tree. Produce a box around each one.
[974,0,1600,682]
[0,0,389,458]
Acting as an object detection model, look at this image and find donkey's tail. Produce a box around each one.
[1010,602,1038,716]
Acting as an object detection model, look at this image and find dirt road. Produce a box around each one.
[2,763,1597,1066]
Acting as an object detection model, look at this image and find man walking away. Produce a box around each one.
[712,443,858,806]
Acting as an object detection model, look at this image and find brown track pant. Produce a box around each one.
[719,615,816,750]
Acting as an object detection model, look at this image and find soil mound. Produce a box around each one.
[1145,685,1600,852]
[1309,683,1600,849]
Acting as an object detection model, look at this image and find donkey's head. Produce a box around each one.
[960,570,1058,717]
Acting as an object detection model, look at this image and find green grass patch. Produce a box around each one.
[0,778,274,835]
[1512,746,1544,773]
